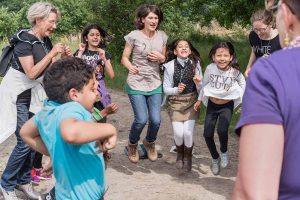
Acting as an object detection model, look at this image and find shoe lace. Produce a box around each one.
[27,183,33,193]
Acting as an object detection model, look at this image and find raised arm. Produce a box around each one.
[20,119,50,156]
[19,43,65,80]
[232,124,284,200]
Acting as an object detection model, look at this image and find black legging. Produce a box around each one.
[203,99,234,159]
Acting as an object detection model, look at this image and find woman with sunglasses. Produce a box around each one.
[244,9,281,78]
[233,0,300,199]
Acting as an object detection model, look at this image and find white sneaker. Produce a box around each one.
[220,151,229,168]
[0,185,18,200]
[15,183,40,199]
[211,158,220,175]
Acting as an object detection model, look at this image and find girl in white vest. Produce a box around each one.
[194,42,245,175]
[163,39,203,172]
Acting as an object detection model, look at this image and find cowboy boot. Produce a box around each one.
[175,144,184,169]
[128,141,139,163]
[142,139,158,161]
[183,144,193,172]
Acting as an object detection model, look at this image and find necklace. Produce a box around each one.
[286,36,300,49]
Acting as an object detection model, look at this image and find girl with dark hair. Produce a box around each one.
[75,24,115,122]
[121,4,168,163]
[194,42,245,175]
[163,39,203,172]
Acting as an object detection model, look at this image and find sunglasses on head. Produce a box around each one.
[270,1,295,14]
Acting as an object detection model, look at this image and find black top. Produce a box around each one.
[11,30,53,75]
[74,49,111,79]
[249,31,281,58]
[173,59,196,95]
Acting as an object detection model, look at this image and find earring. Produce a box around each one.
[284,32,290,46]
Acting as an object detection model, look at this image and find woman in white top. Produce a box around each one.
[121,4,168,163]
[194,42,245,176]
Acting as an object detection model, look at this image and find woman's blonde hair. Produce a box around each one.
[250,9,274,26]
[27,2,60,26]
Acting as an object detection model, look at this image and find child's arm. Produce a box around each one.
[20,119,50,156]
[100,103,118,117]
[76,43,86,58]
[236,71,246,91]
[163,66,179,95]
[193,61,203,92]
[197,66,210,101]
[60,118,117,145]
[99,49,115,79]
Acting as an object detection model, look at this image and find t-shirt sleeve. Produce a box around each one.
[124,31,135,48]
[161,31,168,46]
[235,58,283,135]
[14,42,33,57]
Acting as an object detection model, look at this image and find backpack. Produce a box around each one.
[0,44,14,77]
[0,29,35,77]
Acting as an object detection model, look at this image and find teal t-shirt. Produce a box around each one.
[32,100,106,200]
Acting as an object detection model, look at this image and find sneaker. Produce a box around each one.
[220,152,229,168]
[35,168,52,180]
[0,185,18,200]
[15,183,40,200]
[211,158,220,175]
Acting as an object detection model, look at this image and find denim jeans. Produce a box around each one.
[128,93,161,144]
[1,89,35,191]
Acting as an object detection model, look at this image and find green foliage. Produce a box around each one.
[0,7,18,40]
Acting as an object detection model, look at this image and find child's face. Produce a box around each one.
[174,40,191,59]
[213,48,233,70]
[142,12,159,32]
[86,28,102,48]
[76,74,98,113]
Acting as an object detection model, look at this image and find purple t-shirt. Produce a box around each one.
[236,47,300,199]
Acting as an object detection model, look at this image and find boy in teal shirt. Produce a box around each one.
[20,57,117,200]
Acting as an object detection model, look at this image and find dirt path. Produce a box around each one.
[0,89,239,200]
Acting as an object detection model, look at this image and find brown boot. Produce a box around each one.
[128,141,139,163]
[142,139,158,161]
[175,144,184,169]
[183,145,193,172]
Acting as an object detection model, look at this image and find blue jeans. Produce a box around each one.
[128,93,161,144]
[1,89,35,191]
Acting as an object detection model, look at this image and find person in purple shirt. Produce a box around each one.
[233,0,300,199]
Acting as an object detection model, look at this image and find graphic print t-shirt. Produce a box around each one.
[249,31,281,58]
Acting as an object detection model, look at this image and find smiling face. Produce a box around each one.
[174,40,192,59]
[212,48,233,70]
[85,28,102,49]
[38,12,58,37]
[75,74,98,113]
[142,12,159,32]
[252,20,272,39]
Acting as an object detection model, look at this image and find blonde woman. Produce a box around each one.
[0,2,70,199]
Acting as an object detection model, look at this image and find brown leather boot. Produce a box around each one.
[175,144,184,169]
[142,139,158,161]
[128,141,139,163]
[183,145,193,172]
